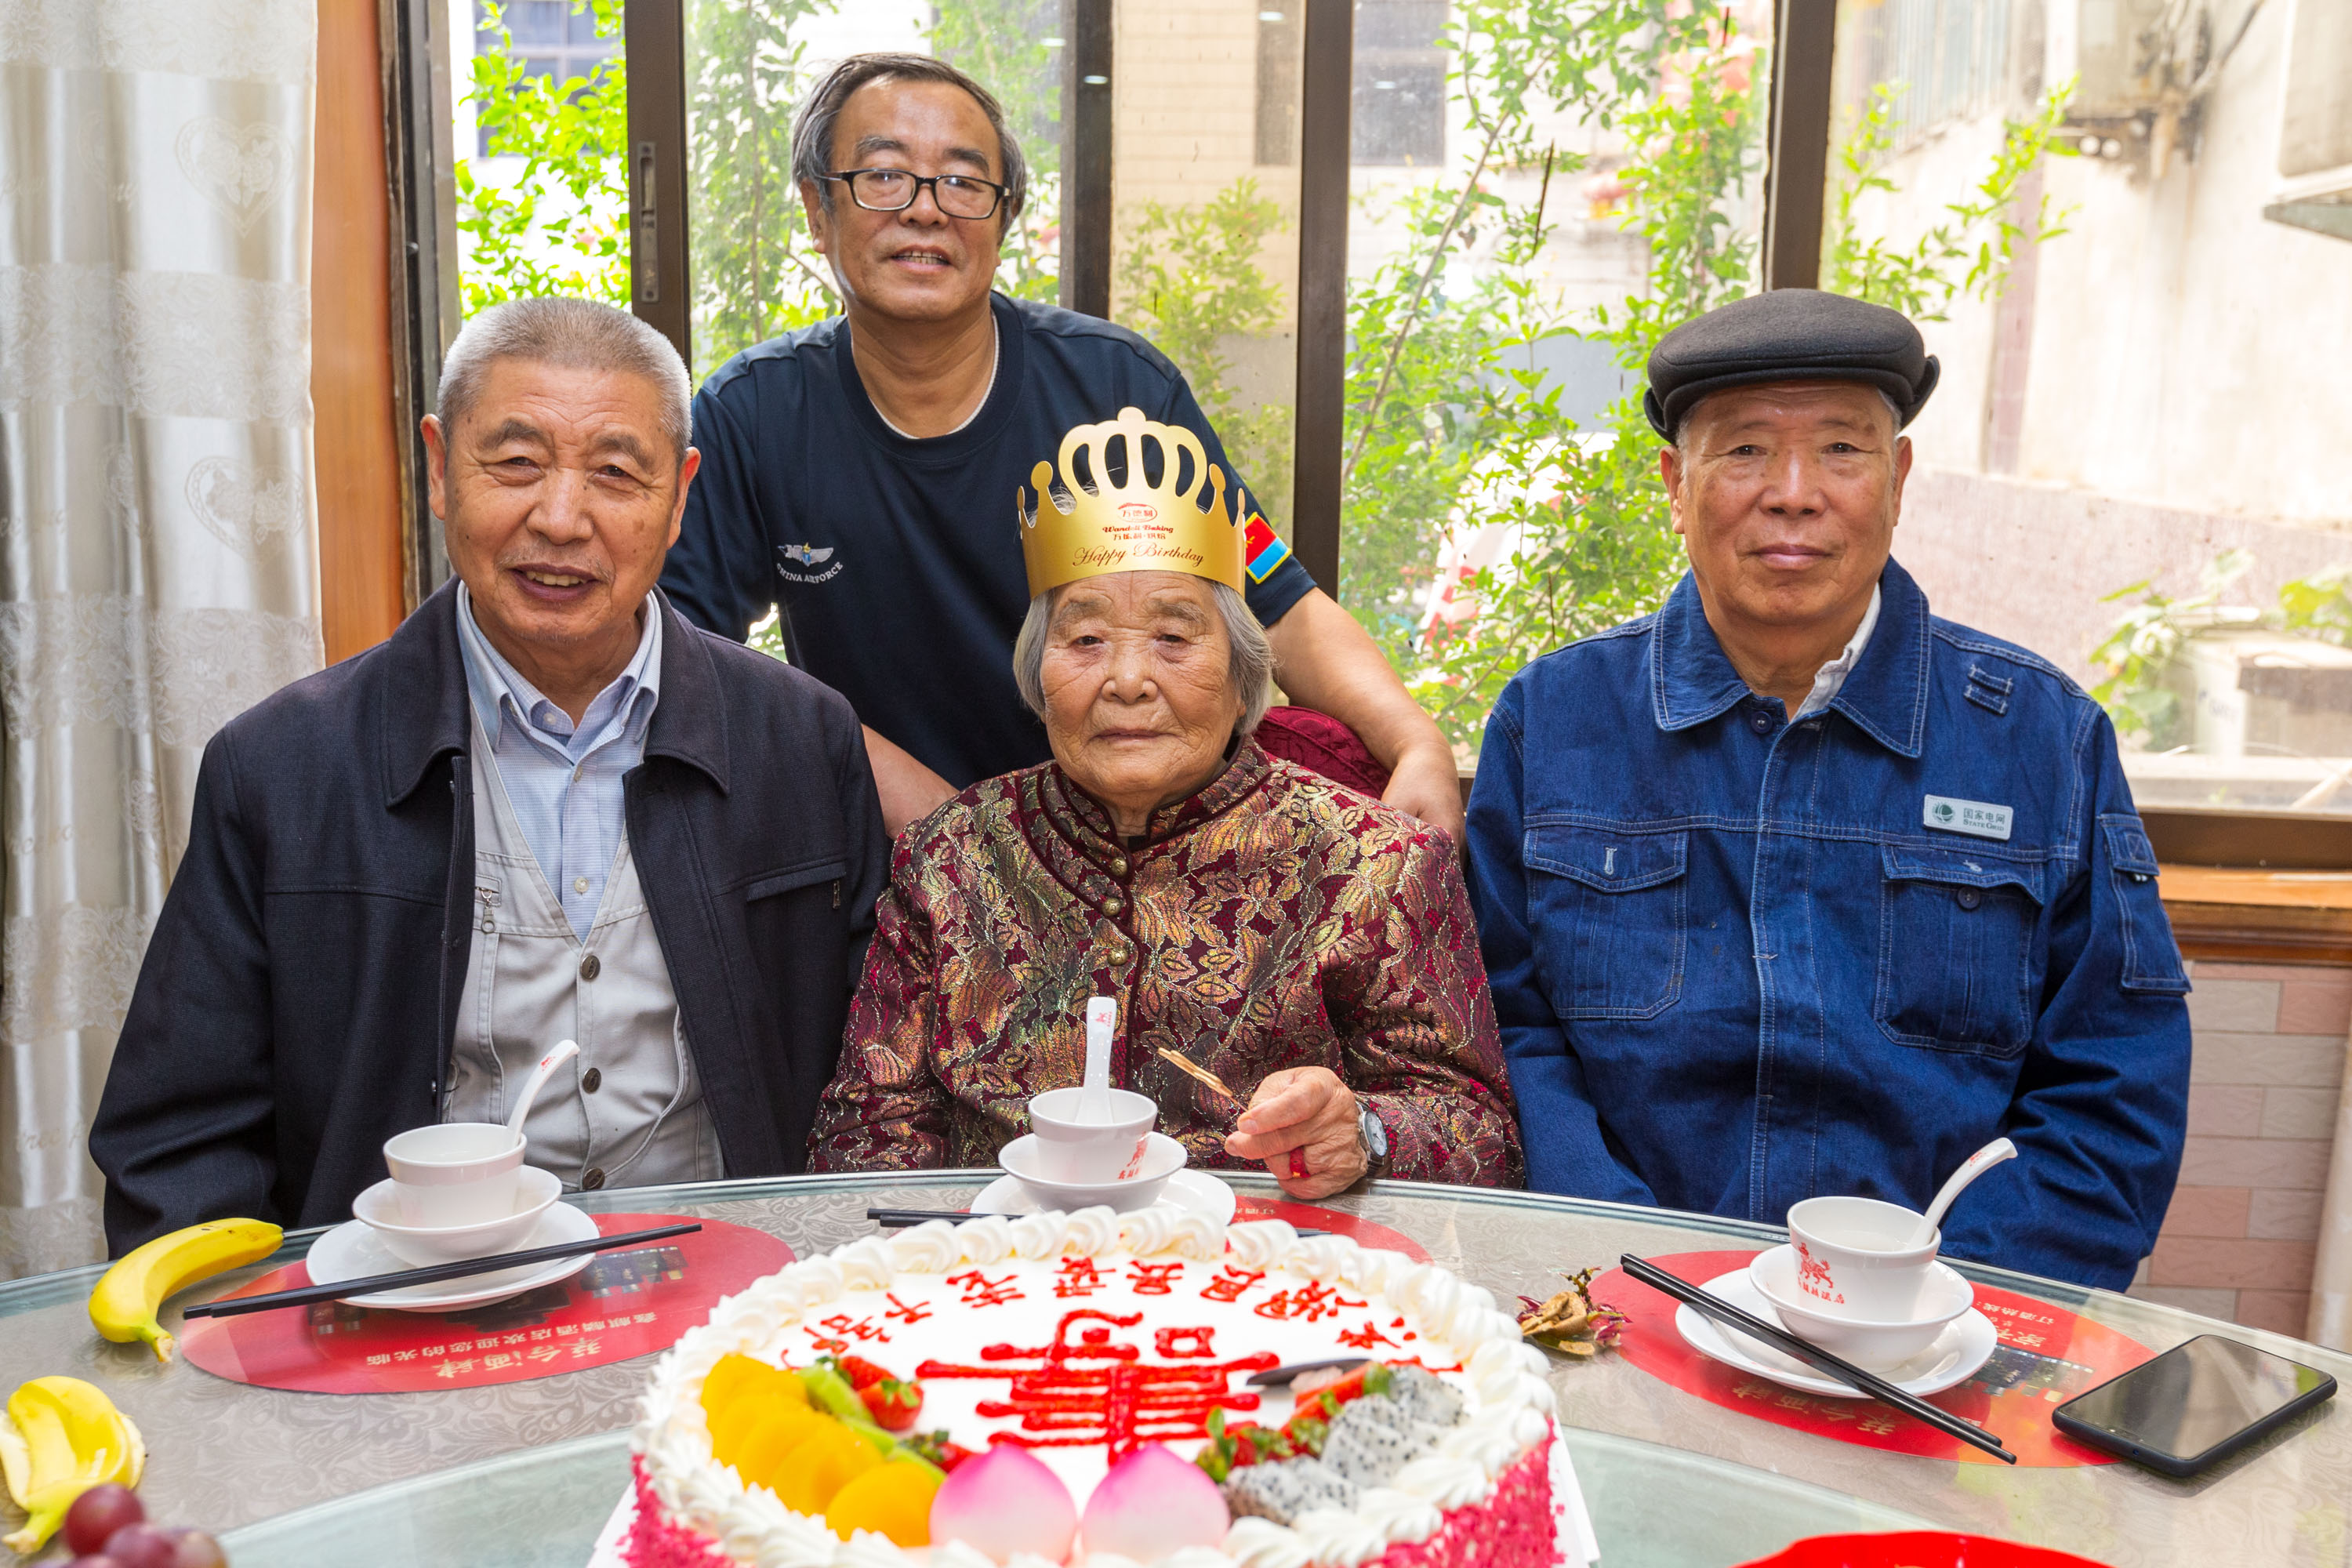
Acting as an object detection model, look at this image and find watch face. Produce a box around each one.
[1361,1108,1388,1157]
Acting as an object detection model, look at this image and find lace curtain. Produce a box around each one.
[0,0,325,1276]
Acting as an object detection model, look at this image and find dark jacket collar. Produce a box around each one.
[1650,557,1929,758]
[381,582,728,808]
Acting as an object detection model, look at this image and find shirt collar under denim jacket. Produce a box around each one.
[1462,558,2192,1292]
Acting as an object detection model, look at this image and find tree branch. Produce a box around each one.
[1342,123,1505,488]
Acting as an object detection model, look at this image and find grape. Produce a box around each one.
[100,1523,180,1568]
[64,1484,145,1555]
[167,1530,230,1568]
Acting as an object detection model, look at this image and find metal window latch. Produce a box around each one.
[634,141,659,303]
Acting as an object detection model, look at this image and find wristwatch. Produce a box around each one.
[1356,1098,1390,1181]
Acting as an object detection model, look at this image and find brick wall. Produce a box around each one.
[2125,960,2352,1334]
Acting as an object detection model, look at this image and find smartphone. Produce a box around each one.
[2052,1334,2337,1476]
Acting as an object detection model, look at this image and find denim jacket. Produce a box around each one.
[1465,561,2190,1290]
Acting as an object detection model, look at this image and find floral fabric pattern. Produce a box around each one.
[810,743,1521,1187]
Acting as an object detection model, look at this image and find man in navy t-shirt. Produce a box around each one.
[660,53,1463,837]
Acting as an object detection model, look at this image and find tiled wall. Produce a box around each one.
[2125,960,2352,1335]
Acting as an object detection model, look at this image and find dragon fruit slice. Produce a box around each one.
[1081,1444,1231,1559]
[1221,1457,1359,1525]
[1384,1366,1463,1428]
[1318,1396,1439,1487]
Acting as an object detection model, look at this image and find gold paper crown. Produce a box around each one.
[1018,406,1247,595]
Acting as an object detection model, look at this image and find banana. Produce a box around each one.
[88,1216,282,1363]
[0,1377,139,1554]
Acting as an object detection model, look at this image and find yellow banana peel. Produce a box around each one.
[0,1377,140,1555]
[89,1216,281,1363]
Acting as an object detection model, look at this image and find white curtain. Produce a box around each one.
[0,0,325,1277]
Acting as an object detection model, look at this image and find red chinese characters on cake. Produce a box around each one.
[917,1308,1278,1459]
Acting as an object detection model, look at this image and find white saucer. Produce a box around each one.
[971,1166,1238,1225]
[1673,1264,1997,1398]
[305,1201,599,1312]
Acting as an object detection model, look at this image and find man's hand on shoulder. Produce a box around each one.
[1381,740,1465,843]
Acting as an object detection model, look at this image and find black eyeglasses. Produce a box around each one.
[822,168,1007,220]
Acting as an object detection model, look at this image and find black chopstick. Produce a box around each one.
[866,1207,1327,1236]
[1621,1253,2014,1464]
[180,1222,703,1319]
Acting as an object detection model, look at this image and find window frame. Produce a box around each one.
[393,0,2328,868]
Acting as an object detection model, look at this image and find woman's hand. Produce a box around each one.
[1222,1067,1365,1199]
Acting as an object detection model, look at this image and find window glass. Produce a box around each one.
[1109,1,1304,535]
[1341,2,1774,751]
[1353,0,1448,166]
[1828,0,2352,816]
[454,0,630,308]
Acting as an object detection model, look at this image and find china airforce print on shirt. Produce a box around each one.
[777,543,841,585]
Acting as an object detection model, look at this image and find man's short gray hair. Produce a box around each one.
[1012,579,1273,740]
[790,53,1028,230]
[437,297,691,465]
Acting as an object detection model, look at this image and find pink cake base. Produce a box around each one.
[627,1456,731,1568]
[624,1432,1558,1568]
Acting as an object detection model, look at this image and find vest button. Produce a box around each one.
[1103,896,1124,916]
[582,1167,606,1190]
[1108,944,1131,964]
[1110,856,1129,876]
[581,1067,603,1094]
[580,953,601,981]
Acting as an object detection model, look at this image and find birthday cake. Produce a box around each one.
[627,1210,1558,1568]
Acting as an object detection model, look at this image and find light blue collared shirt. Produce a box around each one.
[455,586,662,941]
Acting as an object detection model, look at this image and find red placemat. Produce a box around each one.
[1233,1196,1431,1262]
[1739,1532,2109,1568]
[181,1213,790,1394]
[1589,1250,2154,1467]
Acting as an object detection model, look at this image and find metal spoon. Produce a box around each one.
[504,1038,580,1143]
[1904,1137,2019,1248]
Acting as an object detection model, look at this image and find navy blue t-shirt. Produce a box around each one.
[660,292,1318,790]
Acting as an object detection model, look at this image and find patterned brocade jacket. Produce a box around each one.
[808,741,1523,1187]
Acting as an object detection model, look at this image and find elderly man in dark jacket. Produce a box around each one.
[92,297,887,1251]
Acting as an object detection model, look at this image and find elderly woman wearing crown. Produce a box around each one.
[807,409,1520,1196]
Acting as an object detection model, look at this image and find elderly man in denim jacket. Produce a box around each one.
[1464,291,2190,1290]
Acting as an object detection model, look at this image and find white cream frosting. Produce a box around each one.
[633,1210,1554,1568]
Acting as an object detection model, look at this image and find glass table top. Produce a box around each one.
[3,1172,2347,1567]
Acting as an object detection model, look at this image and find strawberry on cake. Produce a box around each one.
[628,1210,1559,1568]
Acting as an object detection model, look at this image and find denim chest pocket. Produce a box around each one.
[1875,844,2046,1057]
[1524,826,1688,1019]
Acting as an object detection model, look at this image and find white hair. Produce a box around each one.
[437,296,691,465]
[1012,579,1274,739]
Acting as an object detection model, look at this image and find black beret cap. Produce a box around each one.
[1643,289,1940,439]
